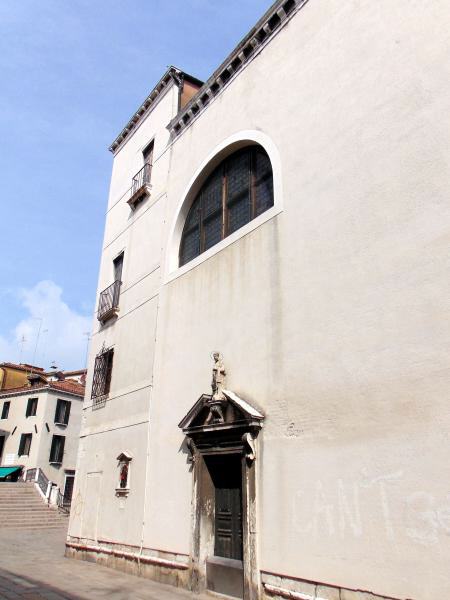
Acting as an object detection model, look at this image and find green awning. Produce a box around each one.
[0,467,21,479]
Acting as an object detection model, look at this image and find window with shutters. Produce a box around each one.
[179,146,274,266]
[91,347,114,405]
[18,433,32,456]
[49,435,65,463]
[26,397,38,417]
[54,399,71,425]
[1,401,10,419]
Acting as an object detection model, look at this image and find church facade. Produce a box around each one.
[66,1,450,599]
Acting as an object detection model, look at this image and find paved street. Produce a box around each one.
[0,526,210,600]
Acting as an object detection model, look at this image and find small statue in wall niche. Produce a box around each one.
[119,462,129,489]
[205,352,227,425]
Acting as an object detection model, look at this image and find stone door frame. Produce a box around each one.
[179,390,264,600]
[190,444,259,600]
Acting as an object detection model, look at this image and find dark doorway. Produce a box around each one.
[204,453,243,598]
[0,436,4,464]
[64,473,75,503]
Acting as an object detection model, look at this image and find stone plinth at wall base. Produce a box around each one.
[261,572,410,600]
[65,539,190,590]
[64,545,413,600]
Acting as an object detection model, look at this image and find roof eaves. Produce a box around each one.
[0,384,49,398]
[109,66,202,155]
[167,0,310,140]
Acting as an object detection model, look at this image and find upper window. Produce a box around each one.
[97,253,123,323]
[179,146,274,266]
[49,435,65,464]
[18,433,32,457]
[1,401,10,420]
[54,399,71,425]
[26,398,38,418]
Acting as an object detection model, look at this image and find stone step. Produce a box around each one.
[0,492,45,497]
[1,524,68,530]
[0,506,56,510]
[0,494,45,499]
[0,500,43,504]
[0,481,68,528]
[0,508,67,515]
[0,517,67,525]
[0,483,31,488]
[0,489,40,493]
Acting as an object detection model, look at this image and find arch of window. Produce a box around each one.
[179,145,274,266]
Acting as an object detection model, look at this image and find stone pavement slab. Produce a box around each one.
[0,526,211,599]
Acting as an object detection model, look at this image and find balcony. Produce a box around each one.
[128,163,152,208]
[97,280,121,322]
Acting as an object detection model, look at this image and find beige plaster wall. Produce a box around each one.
[69,84,179,545]
[147,1,450,599]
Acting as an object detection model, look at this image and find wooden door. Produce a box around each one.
[206,454,243,561]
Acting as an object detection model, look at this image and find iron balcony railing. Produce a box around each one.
[37,468,49,496]
[131,163,152,197]
[97,280,121,322]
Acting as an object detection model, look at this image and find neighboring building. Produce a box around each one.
[0,363,45,391]
[66,1,450,600]
[45,369,86,386]
[0,366,85,500]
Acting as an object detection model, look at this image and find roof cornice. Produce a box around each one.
[167,0,310,141]
[109,66,203,155]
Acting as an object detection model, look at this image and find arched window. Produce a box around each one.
[179,146,274,266]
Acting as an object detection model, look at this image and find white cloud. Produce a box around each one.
[0,280,92,371]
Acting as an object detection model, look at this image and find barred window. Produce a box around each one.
[49,435,65,463]
[91,347,114,403]
[179,146,274,266]
[18,433,32,456]
[54,399,71,425]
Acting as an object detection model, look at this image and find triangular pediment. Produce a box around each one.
[178,389,264,432]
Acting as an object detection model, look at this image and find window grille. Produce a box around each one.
[1,401,10,419]
[179,146,274,266]
[91,347,114,404]
[49,435,65,463]
[18,433,32,456]
[54,399,71,425]
[26,398,38,418]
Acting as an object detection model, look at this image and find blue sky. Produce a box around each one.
[0,0,271,370]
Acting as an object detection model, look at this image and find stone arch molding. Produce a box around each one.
[164,130,283,282]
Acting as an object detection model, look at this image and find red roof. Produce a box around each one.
[0,380,85,398]
[0,362,45,373]
[49,380,85,395]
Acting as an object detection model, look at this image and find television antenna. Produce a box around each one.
[30,317,43,373]
[83,331,91,370]
[18,335,27,364]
